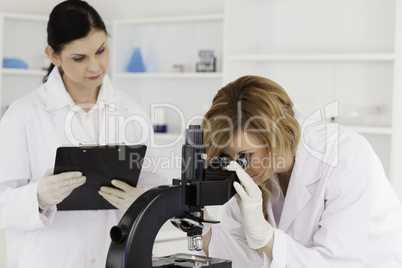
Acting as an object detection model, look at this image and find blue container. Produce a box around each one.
[127,47,146,72]
[3,58,28,69]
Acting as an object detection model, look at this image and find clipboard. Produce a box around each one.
[53,144,147,211]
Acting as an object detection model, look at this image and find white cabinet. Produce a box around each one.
[223,0,402,199]
[0,13,48,115]
[110,14,224,136]
[109,15,224,207]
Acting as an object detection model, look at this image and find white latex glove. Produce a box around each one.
[227,161,274,249]
[98,180,144,212]
[37,168,86,212]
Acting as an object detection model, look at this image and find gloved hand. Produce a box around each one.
[227,161,274,249]
[98,180,144,212]
[37,168,86,212]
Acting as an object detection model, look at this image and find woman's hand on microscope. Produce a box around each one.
[99,180,144,211]
[227,161,274,251]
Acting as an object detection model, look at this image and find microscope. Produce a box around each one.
[106,125,248,268]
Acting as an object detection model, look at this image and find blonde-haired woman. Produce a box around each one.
[201,75,402,268]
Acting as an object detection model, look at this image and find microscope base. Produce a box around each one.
[152,253,232,267]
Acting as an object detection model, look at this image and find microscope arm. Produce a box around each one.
[106,125,241,268]
[106,184,188,268]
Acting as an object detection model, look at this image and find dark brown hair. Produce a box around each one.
[43,0,107,82]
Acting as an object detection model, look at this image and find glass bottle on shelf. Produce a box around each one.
[153,108,167,133]
[127,42,146,72]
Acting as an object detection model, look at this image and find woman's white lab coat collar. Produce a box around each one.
[45,67,119,111]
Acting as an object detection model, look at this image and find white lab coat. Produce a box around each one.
[0,69,168,267]
[208,122,402,268]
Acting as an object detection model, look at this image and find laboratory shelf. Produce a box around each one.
[1,12,47,22]
[153,133,184,146]
[346,125,392,135]
[113,14,224,25]
[115,72,223,79]
[154,133,184,140]
[154,127,391,140]
[1,68,47,77]
[226,53,395,62]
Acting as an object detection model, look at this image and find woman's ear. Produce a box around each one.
[45,45,60,66]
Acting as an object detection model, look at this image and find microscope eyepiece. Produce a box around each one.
[209,156,231,170]
[236,154,249,169]
[209,153,249,170]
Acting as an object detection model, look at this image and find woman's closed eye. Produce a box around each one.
[96,48,105,55]
[73,56,85,62]
[72,47,105,62]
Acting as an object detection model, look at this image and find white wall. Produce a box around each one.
[0,230,5,268]
[0,0,224,21]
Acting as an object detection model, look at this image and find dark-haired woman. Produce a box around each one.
[0,1,166,267]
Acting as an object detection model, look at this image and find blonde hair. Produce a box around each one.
[202,75,300,221]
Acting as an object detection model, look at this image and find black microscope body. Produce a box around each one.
[106,125,247,268]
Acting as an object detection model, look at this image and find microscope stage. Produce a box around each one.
[152,253,231,267]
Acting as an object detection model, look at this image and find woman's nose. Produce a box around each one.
[88,58,100,72]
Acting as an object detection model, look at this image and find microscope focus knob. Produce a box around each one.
[110,225,128,244]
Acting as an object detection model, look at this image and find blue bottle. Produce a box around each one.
[127,45,146,72]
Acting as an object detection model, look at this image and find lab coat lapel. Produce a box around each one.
[98,106,126,145]
[51,107,67,131]
[267,198,278,228]
[45,67,92,145]
[97,75,123,145]
[50,107,91,145]
[277,139,323,232]
[278,171,312,232]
